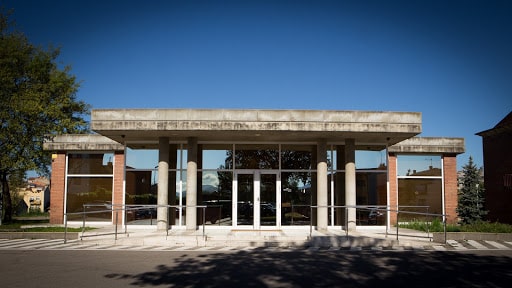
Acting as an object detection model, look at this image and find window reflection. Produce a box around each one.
[200,171,233,226]
[68,153,113,174]
[397,155,442,176]
[281,172,312,225]
[398,178,442,221]
[202,144,233,169]
[234,144,279,169]
[281,145,313,170]
[66,177,113,221]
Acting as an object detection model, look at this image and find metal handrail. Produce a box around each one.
[63,204,209,243]
[65,203,448,244]
[309,205,448,244]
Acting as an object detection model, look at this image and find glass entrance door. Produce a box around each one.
[236,173,254,226]
[234,171,280,229]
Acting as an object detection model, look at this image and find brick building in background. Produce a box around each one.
[477,111,512,224]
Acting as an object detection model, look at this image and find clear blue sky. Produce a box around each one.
[5,0,512,171]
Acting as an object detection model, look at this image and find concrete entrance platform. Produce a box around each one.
[78,226,433,249]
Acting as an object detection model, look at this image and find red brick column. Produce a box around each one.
[388,154,398,225]
[112,152,125,225]
[49,152,66,224]
[443,155,458,224]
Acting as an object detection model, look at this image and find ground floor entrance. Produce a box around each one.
[234,170,280,228]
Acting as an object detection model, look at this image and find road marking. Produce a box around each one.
[1,238,510,252]
[447,240,468,250]
[466,240,487,249]
[485,241,508,249]
[432,245,446,251]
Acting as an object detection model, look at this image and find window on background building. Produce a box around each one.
[397,155,443,222]
[66,153,114,221]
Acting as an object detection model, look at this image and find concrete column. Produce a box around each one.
[345,138,356,231]
[157,137,169,231]
[186,137,198,230]
[316,140,328,231]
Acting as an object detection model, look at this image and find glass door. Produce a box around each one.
[234,171,280,229]
[260,173,278,227]
[236,173,254,226]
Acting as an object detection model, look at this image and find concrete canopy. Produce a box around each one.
[91,109,422,149]
[388,137,465,154]
[43,134,124,151]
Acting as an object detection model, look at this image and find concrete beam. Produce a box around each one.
[91,109,422,146]
[389,137,465,154]
[43,134,124,151]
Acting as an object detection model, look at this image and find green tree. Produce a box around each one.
[0,11,90,223]
[456,156,487,224]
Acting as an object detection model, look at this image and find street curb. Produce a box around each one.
[432,232,512,243]
[0,232,78,240]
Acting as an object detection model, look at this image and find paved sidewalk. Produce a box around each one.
[76,226,434,249]
[3,226,512,251]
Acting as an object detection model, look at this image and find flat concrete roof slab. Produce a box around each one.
[43,134,124,151]
[389,137,465,154]
[91,109,421,148]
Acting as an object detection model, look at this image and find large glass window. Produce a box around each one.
[281,145,313,170]
[202,144,233,169]
[398,179,442,220]
[66,153,114,221]
[397,155,442,176]
[281,172,312,226]
[68,153,113,174]
[200,171,233,226]
[234,144,279,169]
[125,146,183,225]
[397,155,443,222]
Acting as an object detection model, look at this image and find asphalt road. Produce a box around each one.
[1,249,511,288]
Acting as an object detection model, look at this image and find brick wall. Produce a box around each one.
[49,153,66,224]
[443,155,458,224]
[388,154,398,225]
[112,152,125,225]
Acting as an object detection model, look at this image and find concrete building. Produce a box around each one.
[43,109,464,231]
[15,177,50,214]
[477,111,512,224]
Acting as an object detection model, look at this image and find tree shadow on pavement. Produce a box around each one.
[105,249,512,287]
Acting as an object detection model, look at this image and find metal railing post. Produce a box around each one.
[82,205,86,240]
[167,206,170,237]
[345,206,348,239]
[443,217,447,244]
[291,204,294,226]
[64,214,68,244]
[124,204,127,234]
[202,206,206,237]
[396,210,399,242]
[115,210,118,241]
[426,207,430,241]
[309,206,313,237]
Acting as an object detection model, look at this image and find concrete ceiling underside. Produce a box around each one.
[94,130,419,151]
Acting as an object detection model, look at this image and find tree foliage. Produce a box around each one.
[456,156,487,225]
[0,11,90,222]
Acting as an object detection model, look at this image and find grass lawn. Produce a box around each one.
[0,219,95,232]
[399,219,512,233]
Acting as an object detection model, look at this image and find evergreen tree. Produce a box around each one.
[456,156,487,224]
